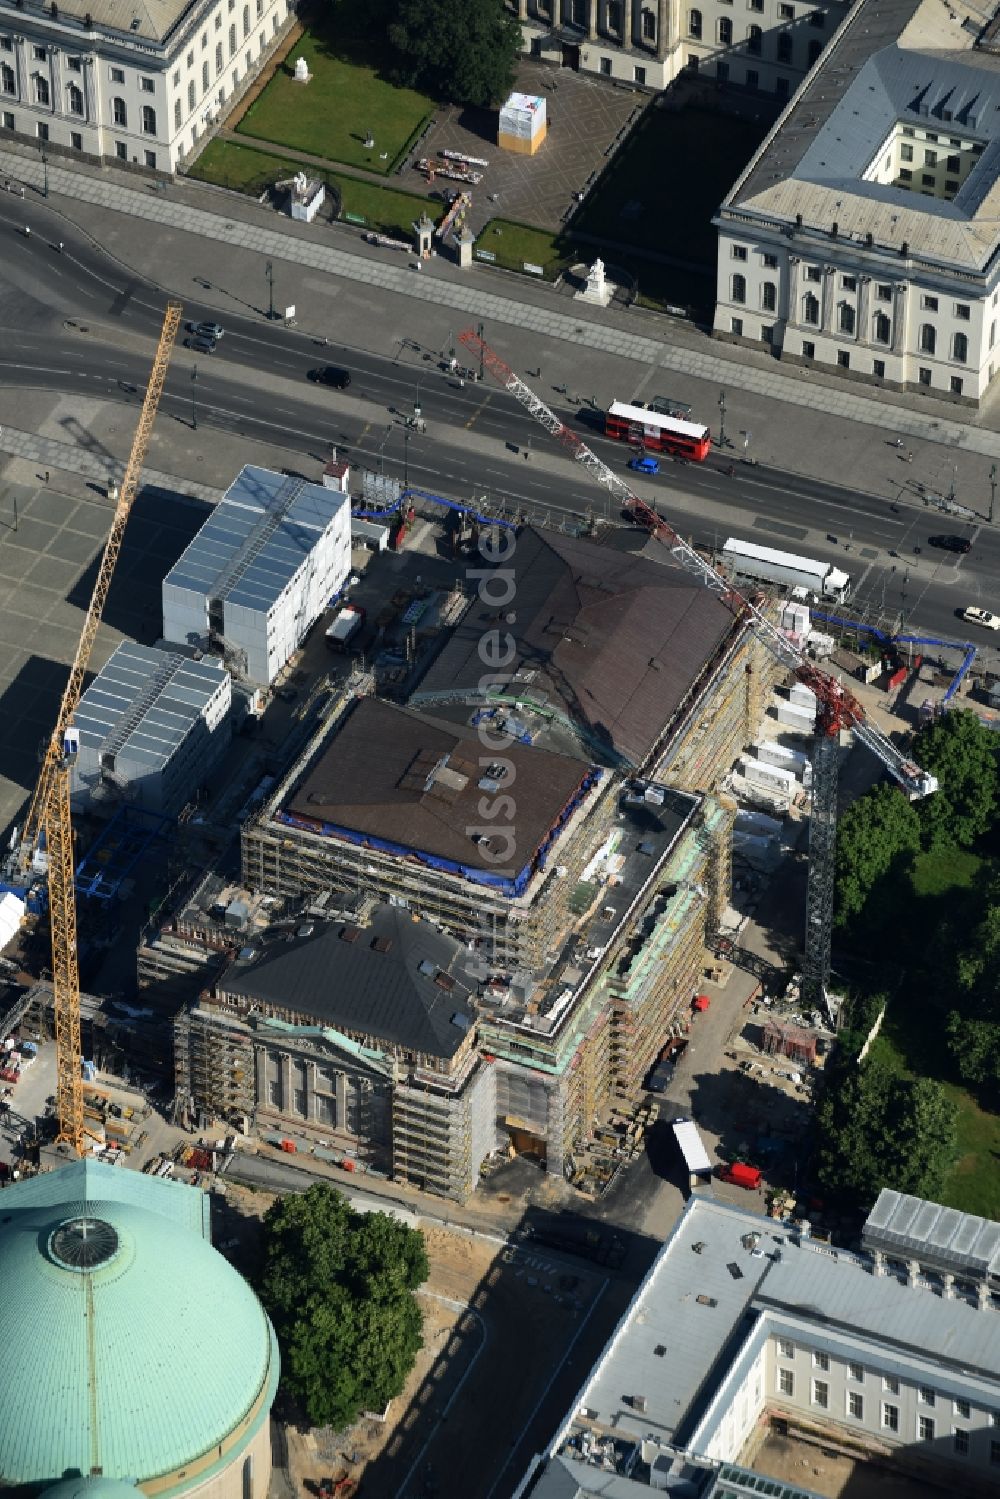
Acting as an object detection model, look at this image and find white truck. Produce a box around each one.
[325,604,365,652]
[722,538,851,604]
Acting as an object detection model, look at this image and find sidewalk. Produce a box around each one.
[4,140,1000,468]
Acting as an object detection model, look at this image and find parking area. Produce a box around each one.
[420,62,643,233]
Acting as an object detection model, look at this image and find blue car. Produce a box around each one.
[628,455,660,474]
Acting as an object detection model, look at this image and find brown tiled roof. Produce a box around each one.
[285,698,594,876]
[416,529,736,766]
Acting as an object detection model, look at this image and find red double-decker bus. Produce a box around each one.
[605,400,711,462]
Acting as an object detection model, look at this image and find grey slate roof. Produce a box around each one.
[726,0,1000,271]
[164,466,344,615]
[218,904,477,1059]
[863,1188,1000,1280]
[568,1193,1000,1454]
[285,697,594,876]
[74,641,226,771]
[414,528,736,769]
[13,0,201,45]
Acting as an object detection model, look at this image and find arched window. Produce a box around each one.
[68,83,84,115]
[874,312,891,345]
[808,39,822,66]
[839,302,856,335]
[747,24,762,54]
[229,22,237,55]
[919,323,936,355]
[689,8,702,38]
[718,17,732,44]
[803,293,819,325]
[731,273,746,305]
[762,281,777,312]
[188,79,196,109]
[243,3,250,36]
[141,103,156,133]
[34,75,50,106]
[112,96,126,125]
[0,63,15,95]
[215,41,223,73]
[174,97,182,128]
[777,31,792,62]
[202,60,209,89]
[953,331,968,363]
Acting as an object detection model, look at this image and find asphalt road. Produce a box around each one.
[1,205,997,656]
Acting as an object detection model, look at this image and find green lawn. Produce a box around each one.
[573,107,773,269]
[474,220,569,279]
[855,843,997,1217]
[188,140,432,238]
[236,10,434,175]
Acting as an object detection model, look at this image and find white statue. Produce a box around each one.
[293,57,310,82]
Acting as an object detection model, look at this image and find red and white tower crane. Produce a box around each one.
[458,328,937,1007]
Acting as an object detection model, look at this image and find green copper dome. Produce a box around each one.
[0,1158,278,1489]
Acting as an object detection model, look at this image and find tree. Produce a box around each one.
[914,709,999,849]
[943,891,1000,1092]
[258,1183,429,1430]
[815,1055,957,1210]
[387,0,522,107]
[834,782,921,926]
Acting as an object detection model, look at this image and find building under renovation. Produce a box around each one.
[171,528,782,1198]
[162,465,351,686]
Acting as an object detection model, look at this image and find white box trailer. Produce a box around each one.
[673,1119,713,1188]
[722,539,851,603]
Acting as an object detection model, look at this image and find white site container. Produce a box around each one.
[740,756,798,797]
[790,683,818,709]
[776,701,816,734]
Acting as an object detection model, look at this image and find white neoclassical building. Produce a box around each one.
[511,0,848,94]
[713,0,1000,405]
[0,0,293,173]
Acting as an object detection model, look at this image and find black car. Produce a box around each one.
[185,335,217,354]
[308,365,351,389]
[929,534,972,553]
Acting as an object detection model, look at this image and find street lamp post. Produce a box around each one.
[41,151,48,199]
[265,260,275,321]
[477,321,485,382]
[990,464,997,524]
[718,390,729,449]
[403,425,410,489]
[190,365,198,431]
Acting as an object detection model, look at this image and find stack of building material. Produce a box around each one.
[738,755,798,801]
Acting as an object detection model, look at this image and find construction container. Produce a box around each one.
[498,92,547,155]
[740,756,797,797]
[790,683,818,710]
[756,741,812,787]
[775,701,815,733]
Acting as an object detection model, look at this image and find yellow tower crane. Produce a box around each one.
[15,301,183,1152]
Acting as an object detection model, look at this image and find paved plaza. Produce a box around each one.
[420,62,643,233]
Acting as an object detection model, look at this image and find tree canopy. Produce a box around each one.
[815,1052,957,1210]
[386,0,522,107]
[914,709,999,849]
[259,1183,429,1430]
[834,782,921,926]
